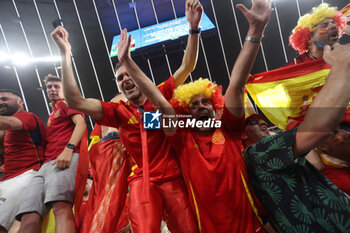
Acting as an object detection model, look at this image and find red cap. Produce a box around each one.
[244,114,265,128]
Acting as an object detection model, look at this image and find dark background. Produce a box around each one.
[0,0,347,131]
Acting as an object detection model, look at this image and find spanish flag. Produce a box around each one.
[246,59,331,130]
[341,3,350,16]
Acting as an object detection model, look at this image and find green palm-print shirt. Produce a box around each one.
[244,128,350,233]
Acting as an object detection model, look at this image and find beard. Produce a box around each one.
[0,104,18,116]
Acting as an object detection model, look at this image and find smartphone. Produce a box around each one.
[339,34,350,45]
[52,19,62,28]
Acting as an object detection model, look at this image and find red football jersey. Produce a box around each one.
[45,100,82,162]
[323,165,350,196]
[2,111,45,181]
[167,107,265,233]
[95,76,182,183]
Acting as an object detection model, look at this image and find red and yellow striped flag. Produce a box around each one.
[341,3,350,16]
[246,59,331,130]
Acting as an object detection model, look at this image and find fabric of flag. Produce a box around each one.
[341,3,350,16]
[80,129,130,233]
[88,124,102,150]
[74,129,90,228]
[246,59,331,130]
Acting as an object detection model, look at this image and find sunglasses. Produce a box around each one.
[244,118,259,127]
[244,118,268,128]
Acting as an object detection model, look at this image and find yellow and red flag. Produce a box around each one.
[246,59,331,130]
[341,3,350,16]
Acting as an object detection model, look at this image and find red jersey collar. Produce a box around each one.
[49,98,64,109]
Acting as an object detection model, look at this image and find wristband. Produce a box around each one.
[245,35,262,43]
[189,28,201,34]
[66,143,75,150]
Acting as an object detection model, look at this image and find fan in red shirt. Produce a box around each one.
[0,89,45,232]
[50,1,203,232]
[285,3,345,67]
[114,0,273,232]
[17,75,86,233]
[283,4,348,130]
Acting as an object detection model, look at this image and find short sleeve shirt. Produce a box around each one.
[95,76,181,183]
[45,100,83,162]
[2,111,45,181]
[244,128,350,233]
[166,107,265,233]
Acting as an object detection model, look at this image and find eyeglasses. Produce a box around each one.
[244,118,259,127]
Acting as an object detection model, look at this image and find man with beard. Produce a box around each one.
[0,90,45,233]
[287,3,346,66]
[50,0,203,232]
[281,3,348,130]
[114,0,273,232]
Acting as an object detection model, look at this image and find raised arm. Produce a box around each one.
[225,0,271,117]
[51,26,103,120]
[173,0,202,87]
[117,30,176,135]
[294,43,350,157]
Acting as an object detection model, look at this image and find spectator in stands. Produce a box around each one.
[242,114,270,148]
[244,42,350,232]
[287,3,346,66]
[0,90,45,233]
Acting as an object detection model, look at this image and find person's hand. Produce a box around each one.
[117,29,132,63]
[236,0,271,31]
[186,0,203,29]
[323,43,350,66]
[52,147,73,169]
[51,26,71,54]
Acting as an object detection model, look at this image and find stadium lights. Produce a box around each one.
[0,51,8,62]
[0,51,61,66]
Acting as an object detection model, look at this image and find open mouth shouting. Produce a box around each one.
[124,81,136,93]
[197,110,211,121]
[329,30,339,41]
